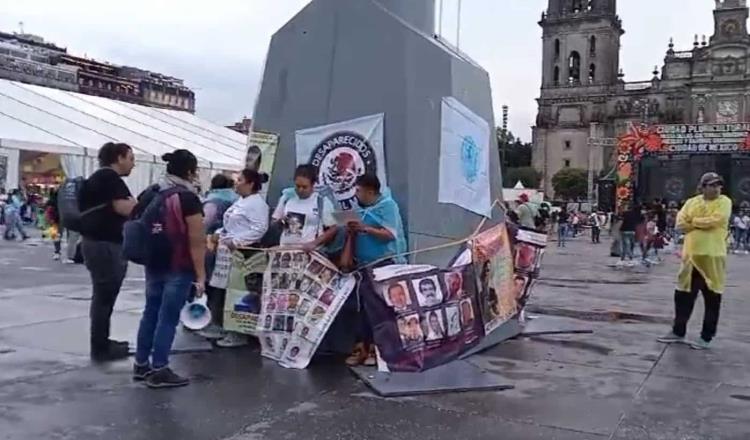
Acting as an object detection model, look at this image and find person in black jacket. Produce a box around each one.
[620,205,643,261]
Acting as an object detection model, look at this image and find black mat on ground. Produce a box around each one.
[458,319,522,359]
[350,360,514,397]
[129,329,213,355]
[519,315,594,337]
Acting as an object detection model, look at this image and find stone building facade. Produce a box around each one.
[533,0,750,197]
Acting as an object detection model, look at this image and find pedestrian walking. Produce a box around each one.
[557,207,569,247]
[589,211,602,244]
[132,150,206,388]
[730,210,748,254]
[619,204,642,263]
[658,172,732,350]
[3,189,29,241]
[78,142,136,361]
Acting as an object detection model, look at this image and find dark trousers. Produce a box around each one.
[673,269,722,342]
[591,226,601,243]
[82,239,128,351]
[206,286,226,327]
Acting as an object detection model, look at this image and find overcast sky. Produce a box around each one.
[0,0,716,141]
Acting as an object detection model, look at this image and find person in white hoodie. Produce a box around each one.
[208,168,269,348]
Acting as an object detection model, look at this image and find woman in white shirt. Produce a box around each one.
[206,168,269,347]
[272,165,337,253]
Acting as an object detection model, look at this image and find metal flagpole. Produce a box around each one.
[438,0,444,37]
[457,0,463,50]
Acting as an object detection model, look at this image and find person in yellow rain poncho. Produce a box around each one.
[657,172,732,350]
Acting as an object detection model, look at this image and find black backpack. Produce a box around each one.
[122,186,186,270]
[57,177,106,232]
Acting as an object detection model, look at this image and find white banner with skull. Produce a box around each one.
[295,114,387,210]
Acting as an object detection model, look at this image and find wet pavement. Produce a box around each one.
[1,232,750,439]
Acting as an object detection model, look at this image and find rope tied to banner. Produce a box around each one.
[233,199,508,271]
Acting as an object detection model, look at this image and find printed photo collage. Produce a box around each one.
[512,229,548,309]
[380,266,479,351]
[259,250,344,363]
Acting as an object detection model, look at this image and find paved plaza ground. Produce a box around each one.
[1,231,749,440]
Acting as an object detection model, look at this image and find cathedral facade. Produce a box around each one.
[533,0,750,199]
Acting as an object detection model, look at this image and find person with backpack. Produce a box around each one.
[128,150,206,388]
[196,174,238,340]
[272,164,338,251]
[208,168,270,348]
[78,142,137,361]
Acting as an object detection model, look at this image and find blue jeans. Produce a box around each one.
[557,224,567,247]
[136,271,194,368]
[620,231,635,260]
[3,211,28,240]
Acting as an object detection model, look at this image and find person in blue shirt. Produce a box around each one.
[343,174,407,366]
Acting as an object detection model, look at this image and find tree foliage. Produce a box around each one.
[503,167,541,188]
[551,168,588,201]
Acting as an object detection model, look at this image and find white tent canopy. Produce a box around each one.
[0,78,247,194]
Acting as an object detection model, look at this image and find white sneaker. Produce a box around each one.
[53,253,61,261]
[62,259,76,264]
[744,250,750,255]
[197,324,226,340]
[216,332,248,348]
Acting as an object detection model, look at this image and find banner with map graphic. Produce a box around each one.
[438,97,491,217]
[295,114,386,210]
[257,250,356,369]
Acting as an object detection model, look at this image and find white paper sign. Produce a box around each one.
[438,97,491,217]
[209,244,232,289]
[295,113,386,211]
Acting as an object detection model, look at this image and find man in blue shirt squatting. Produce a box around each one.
[343,174,406,366]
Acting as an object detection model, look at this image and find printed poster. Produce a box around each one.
[258,250,356,369]
[472,223,516,334]
[513,228,548,310]
[295,113,386,210]
[223,249,268,335]
[246,130,279,201]
[208,244,232,289]
[366,264,485,372]
[438,97,491,217]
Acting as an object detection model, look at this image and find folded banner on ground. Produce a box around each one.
[223,249,268,335]
[258,250,356,369]
[365,264,485,372]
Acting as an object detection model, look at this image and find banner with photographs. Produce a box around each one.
[246,130,280,201]
[513,228,548,310]
[365,264,485,372]
[472,223,516,334]
[295,113,386,210]
[258,250,356,369]
[223,249,268,335]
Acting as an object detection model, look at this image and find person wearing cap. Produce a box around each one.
[658,172,732,350]
[516,193,536,229]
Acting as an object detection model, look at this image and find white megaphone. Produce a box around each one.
[180,295,212,330]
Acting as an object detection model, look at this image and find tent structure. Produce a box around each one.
[0,78,247,194]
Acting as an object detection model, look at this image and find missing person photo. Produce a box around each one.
[512,274,530,302]
[280,252,292,269]
[285,316,294,333]
[308,260,324,275]
[271,253,281,269]
[515,243,542,273]
[412,276,443,307]
[287,293,300,312]
[271,273,280,290]
[318,267,336,285]
[425,310,446,341]
[298,276,314,293]
[263,314,273,330]
[289,346,301,358]
[309,305,326,323]
[292,252,306,269]
[272,315,286,332]
[460,299,475,328]
[297,299,312,316]
[383,281,412,311]
[444,270,464,300]
[397,314,424,346]
[276,293,288,311]
[278,273,290,290]
[280,337,289,352]
[285,212,305,237]
[445,305,461,337]
[265,294,277,312]
[319,289,335,306]
[308,282,324,299]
